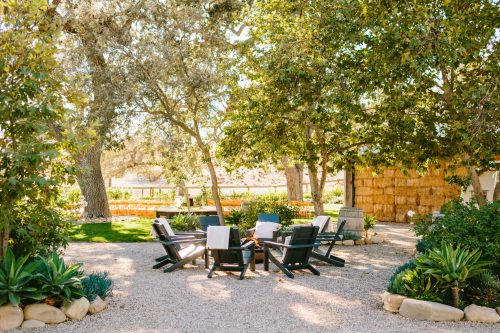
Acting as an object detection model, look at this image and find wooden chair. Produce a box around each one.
[207,227,256,280]
[311,219,347,267]
[152,223,208,273]
[263,225,319,278]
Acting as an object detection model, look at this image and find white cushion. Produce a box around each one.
[282,236,291,257]
[254,221,280,239]
[313,216,330,232]
[207,226,230,250]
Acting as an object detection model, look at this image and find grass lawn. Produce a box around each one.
[69,209,340,242]
[69,218,154,242]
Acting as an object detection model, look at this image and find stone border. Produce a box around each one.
[381,292,500,323]
[337,233,385,246]
[0,296,108,330]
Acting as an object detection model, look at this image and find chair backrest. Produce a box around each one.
[199,215,220,231]
[257,213,280,223]
[312,215,331,233]
[282,225,319,265]
[154,218,176,236]
[152,223,182,261]
[211,227,244,267]
[336,219,347,238]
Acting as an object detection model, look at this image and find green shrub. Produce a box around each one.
[402,268,442,302]
[463,271,500,307]
[413,199,500,273]
[0,248,44,306]
[323,187,343,203]
[170,213,199,231]
[82,271,113,302]
[387,260,416,294]
[342,232,361,241]
[415,241,491,307]
[63,187,83,204]
[35,252,84,303]
[106,188,132,200]
[10,202,71,257]
[225,210,244,225]
[416,239,433,254]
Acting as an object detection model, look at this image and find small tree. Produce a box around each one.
[0,1,76,256]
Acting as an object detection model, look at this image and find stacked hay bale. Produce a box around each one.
[354,167,462,222]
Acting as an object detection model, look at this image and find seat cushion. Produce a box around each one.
[178,244,205,259]
[255,221,280,239]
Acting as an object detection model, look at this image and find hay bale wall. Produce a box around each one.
[354,167,462,222]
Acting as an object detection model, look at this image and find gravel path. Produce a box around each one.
[19,223,498,333]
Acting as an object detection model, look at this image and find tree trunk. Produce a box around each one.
[451,287,459,308]
[493,172,500,202]
[199,146,225,224]
[468,165,487,206]
[344,162,354,207]
[0,224,10,258]
[77,144,111,219]
[308,162,324,215]
[281,156,304,201]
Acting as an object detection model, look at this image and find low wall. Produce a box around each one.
[354,167,462,222]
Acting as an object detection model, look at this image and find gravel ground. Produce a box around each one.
[18,223,498,333]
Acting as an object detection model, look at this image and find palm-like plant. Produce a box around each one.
[0,248,44,305]
[415,241,492,307]
[363,215,377,238]
[36,253,84,304]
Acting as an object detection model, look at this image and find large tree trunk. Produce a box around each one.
[281,156,304,201]
[308,162,325,215]
[467,165,487,207]
[77,144,111,219]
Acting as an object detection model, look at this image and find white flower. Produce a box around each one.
[407,210,415,218]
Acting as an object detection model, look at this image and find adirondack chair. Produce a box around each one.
[311,219,347,267]
[199,215,220,232]
[207,226,255,280]
[263,225,319,278]
[154,218,203,239]
[152,222,208,273]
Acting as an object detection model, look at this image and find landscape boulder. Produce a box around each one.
[371,235,384,244]
[399,299,464,321]
[0,304,24,331]
[24,303,66,324]
[21,320,46,328]
[88,296,107,314]
[343,240,354,246]
[62,297,90,320]
[364,238,373,245]
[355,239,365,245]
[464,304,500,323]
[382,292,407,313]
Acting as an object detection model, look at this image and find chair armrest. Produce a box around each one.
[263,241,315,249]
[161,238,206,246]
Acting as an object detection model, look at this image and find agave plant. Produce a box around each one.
[36,253,84,303]
[415,241,492,307]
[0,248,44,305]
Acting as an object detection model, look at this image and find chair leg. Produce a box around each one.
[268,252,294,278]
[329,254,345,264]
[155,255,169,262]
[264,247,269,271]
[153,259,171,269]
[311,251,345,267]
[207,264,217,278]
[204,249,209,269]
[307,264,320,276]
[239,264,248,280]
[163,255,197,273]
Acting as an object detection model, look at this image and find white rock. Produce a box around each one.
[383,293,407,313]
[24,303,66,324]
[355,239,365,245]
[0,304,23,330]
[371,235,384,244]
[399,299,464,321]
[21,319,46,328]
[343,240,354,246]
[62,297,90,320]
[88,296,107,314]
[464,304,500,323]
